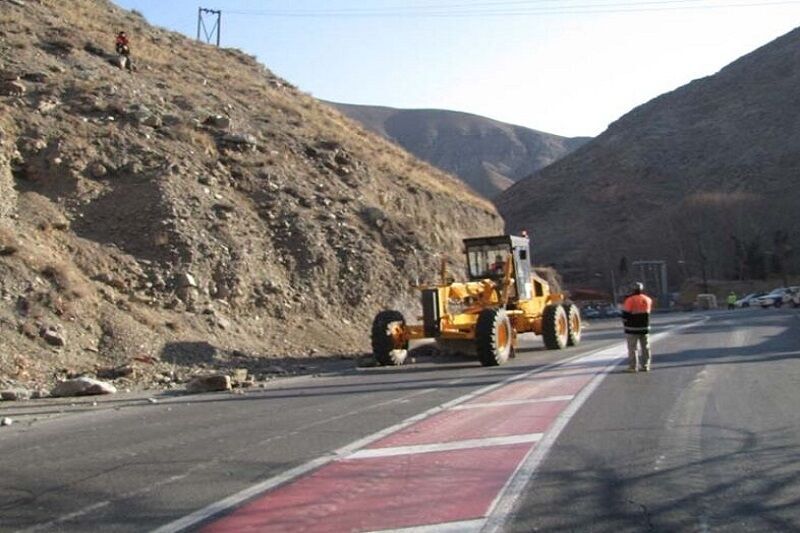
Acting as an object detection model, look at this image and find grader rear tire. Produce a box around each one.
[563,303,582,346]
[476,308,513,366]
[543,304,568,350]
[371,310,408,366]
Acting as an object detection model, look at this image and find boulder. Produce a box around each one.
[22,72,49,83]
[0,80,25,96]
[221,133,257,148]
[0,417,12,427]
[185,375,231,393]
[230,368,248,382]
[142,114,162,128]
[51,377,117,397]
[40,326,66,347]
[204,115,231,129]
[175,272,197,288]
[1,388,31,401]
[88,162,107,178]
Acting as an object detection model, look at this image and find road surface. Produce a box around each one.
[1,308,798,532]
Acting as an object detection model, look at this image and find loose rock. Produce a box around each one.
[0,417,12,427]
[204,115,231,129]
[1,389,31,401]
[51,377,117,397]
[185,375,231,393]
[40,327,66,347]
[0,80,25,96]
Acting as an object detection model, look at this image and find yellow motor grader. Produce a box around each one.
[371,234,582,366]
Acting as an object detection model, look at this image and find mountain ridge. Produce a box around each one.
[328,101,590,199]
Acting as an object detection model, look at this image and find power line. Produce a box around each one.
[224,0,800,17]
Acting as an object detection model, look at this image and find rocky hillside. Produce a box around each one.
[498,26,800,285]
[328,102,589,199]
[0,0,501,392]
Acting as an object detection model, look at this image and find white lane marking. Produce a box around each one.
[347,433,543,459]
[151,344,619,533]
[481,317,709,533]
[367,518,484,533]
[17,471,199,533]
[18,501,111,533]
[451,395,575,410]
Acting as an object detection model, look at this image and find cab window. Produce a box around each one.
[467,244,511,278]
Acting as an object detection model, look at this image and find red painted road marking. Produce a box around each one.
[155,321,706,533]
[202,444,532,533]
[199,357,595,532]
[471,371,593,404]
[367,401,568,448]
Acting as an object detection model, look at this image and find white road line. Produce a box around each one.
[347,433,543,459]
[367,518,485,533]
[18,501,111,533]
[450,395,575,410]
[480,317,709,533]
[150,345,616,533]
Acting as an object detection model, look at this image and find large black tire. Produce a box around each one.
[476,308,513,366]
[542,304,568,350]
[371,310,408,366]
[563,303,582,346]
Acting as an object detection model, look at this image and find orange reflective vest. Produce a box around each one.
[622,293,652,334]
[623,293,652,314]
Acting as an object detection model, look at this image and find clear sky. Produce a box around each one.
[111,1,800,137]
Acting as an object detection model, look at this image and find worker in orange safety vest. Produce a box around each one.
[622,281,653,372]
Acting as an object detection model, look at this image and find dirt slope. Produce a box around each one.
[328,102,589,199]
[497,26,800,284]
[0,0,501,391]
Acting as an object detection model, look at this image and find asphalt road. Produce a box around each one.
[0,308,798,532]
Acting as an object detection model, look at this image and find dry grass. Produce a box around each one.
[41,261,89,300]
[171,126,218,157]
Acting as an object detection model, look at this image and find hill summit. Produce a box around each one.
[329,102,589,199]
[0,0,501,390]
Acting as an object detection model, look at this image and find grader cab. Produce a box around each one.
[371,234,581,366]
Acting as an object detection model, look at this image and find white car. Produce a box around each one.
[756,288,795,308]
[735,292,764,308]
[789,287,800,308]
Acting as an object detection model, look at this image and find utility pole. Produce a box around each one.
[197,7,222,47]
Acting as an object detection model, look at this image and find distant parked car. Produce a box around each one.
[735,292,765,308]
[783,285,800,307]
[581,304,621,319]
[756,288,792,308]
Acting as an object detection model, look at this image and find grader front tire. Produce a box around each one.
[543,304,569,350]
[476,308,513,366]
[371,310,408,366]
[563,303,582,346]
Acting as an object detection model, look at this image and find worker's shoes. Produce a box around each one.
[641,366,651,372]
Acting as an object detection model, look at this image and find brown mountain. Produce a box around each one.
[0,0,501,390]
[497,27,800,286]
[328,102,590,199]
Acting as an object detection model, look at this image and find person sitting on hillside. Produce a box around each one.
[115,31,133,72]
